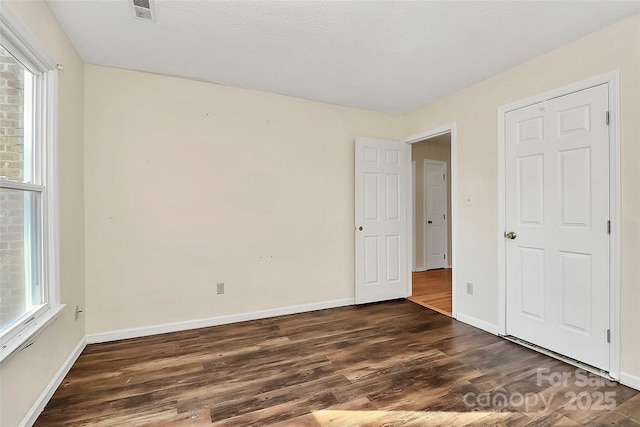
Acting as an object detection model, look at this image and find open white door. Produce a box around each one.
[355,137,408,304]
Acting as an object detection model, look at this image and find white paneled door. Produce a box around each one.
[424,160,448,270]
[355,137,408,304]
[505,84,610,370]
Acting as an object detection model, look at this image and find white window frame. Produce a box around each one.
[0,3,63,366]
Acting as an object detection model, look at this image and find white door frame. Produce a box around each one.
[404,124,457,318]
[497,71,621,378]
[412,160,417,271]
[423,159,448,270]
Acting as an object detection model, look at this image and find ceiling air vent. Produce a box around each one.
[132,0,155,22]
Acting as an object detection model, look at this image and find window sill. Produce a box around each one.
[0,304,66,367]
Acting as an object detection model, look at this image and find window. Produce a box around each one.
[0,5,61,365]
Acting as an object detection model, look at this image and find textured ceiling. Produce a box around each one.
[47,1,640,114]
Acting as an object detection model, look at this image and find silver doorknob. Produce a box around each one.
[504,231,517,240]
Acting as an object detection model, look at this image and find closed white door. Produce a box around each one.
[424,160,448,270]
[355,137,408,304]
[505,84,610,370]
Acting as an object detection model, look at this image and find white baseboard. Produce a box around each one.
[86,298,355,344]
[620,371,640,392]
[456,313,499,335]
[21,337,86,427]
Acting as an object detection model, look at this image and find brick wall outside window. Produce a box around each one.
[0,46,27,328]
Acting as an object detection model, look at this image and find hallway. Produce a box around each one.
[408,269,452,316]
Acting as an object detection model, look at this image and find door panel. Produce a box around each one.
[364,173,379,220]
[560,251,591,332]
[355,137,408,304]
[519,246,545,319]
[505,84,609,370]
[364,236,379,285]
[518,155,544,225]
[560,148,591,226]
[386,174,400,219]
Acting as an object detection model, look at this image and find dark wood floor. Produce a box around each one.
[36,301,639,426]
[409,269,452,316]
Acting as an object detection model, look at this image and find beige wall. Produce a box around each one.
[0,2,85,427]
[412,134,452,269]
[402,15,640,378]
[83,64,401,334]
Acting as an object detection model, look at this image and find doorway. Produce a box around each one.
[407,133,452,316]
[353,125,457,317]
[498,72,621,377]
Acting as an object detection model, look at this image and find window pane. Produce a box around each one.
[0,44,34,183]
[0,188,41,332]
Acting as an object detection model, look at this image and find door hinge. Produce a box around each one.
[443,173,445,180]
[606,111,610,125]
[444,254,446,260]
[607,220,611,234]
[443,214,446,220]
[607,329,611,343]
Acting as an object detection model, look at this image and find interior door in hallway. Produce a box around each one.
[424,160,448,270]
[505,84,610,370]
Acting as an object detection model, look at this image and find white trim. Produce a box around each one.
[498,72,619,114]
[619,372,640,392]
[412,267,428,273]
[0,181,44,192]
[20,337,86,427]
[86,298,355,344]
[450,125,457,318]
[43,69,60,307]
[404,123,457,318]
[404,125,453,143]
[406,146,414,298]
[0,304,65,366]
[411,160,416,272]
[497,97,507,336]
[497,71,621,378]
[607,72,621,380]
[456,313,499,335]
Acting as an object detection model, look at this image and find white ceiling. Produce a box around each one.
[47,1,640,115]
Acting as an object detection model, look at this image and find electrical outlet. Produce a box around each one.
[466,282,474,295]
[216,282,225,295]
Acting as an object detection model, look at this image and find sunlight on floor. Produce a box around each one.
[311,409,514,426]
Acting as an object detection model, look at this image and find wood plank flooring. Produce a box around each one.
[36,301,639,426]
[409,269,452,316]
